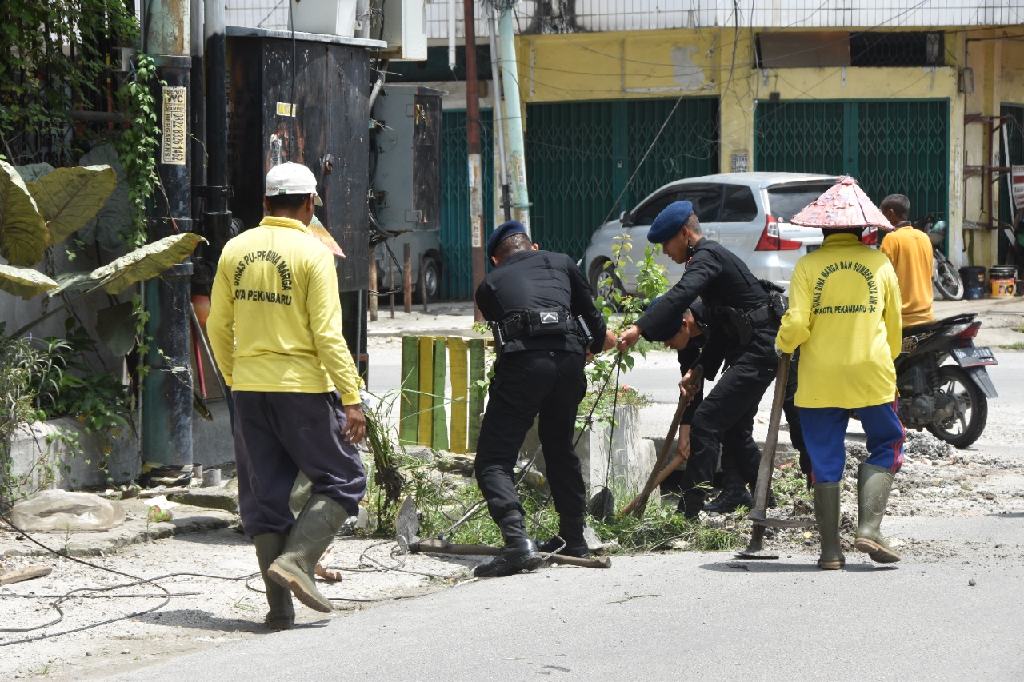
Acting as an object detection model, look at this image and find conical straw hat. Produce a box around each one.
[791,176,892,230]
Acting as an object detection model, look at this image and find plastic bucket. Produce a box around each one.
[959,266,986,300]
[290,0,357,37]
[989,265,1017,299]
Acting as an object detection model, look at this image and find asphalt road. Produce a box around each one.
[113,542,1024,681]
[111,355,1024,681]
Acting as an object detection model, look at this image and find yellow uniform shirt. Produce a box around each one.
[776,233,903,409]
[207,216,362,405]
[880,225,934,328]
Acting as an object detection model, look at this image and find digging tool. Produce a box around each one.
[410,538,611,569]
[736,353,814,560]
[397,496,610,569]
[621,390,690,517]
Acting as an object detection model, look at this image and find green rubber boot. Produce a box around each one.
[252,533,295,630]
[813,482,845,570]
[854,464,901,563]
[267,494,348,613]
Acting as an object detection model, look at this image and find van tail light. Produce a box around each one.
[755,215,803,251]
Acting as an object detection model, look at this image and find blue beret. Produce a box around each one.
[647,201,694,244]
[487,220,528,258]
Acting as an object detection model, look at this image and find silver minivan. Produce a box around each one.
[583,172,844,296]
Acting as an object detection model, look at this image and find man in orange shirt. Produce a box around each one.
[880,194,934,328]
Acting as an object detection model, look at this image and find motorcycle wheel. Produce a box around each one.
[925,365,987,448]
[934,254,963,300]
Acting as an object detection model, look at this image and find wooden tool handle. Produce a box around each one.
[749,354,791,521]
[622,391,689,517]
[410,539,611,569]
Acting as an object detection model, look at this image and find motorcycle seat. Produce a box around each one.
[902,313,976,337]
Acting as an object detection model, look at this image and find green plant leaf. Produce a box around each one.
[0,262,58,299]
[89,232,206,294]
[15,163,55,182]
[48,271,96,297]
[78,144,132,253]
[28,165,117,246]
[0,160,48,265]
[96,301,137,356]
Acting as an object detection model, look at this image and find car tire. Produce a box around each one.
[416,256,440,303]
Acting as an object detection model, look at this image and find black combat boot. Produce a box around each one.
[474,511,544,578]
[678,490,706,520]
[703,486,754,514]
[538,515,590,558]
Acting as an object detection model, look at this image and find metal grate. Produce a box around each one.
[850,31,944,67]
[755,99,949,224]
[526,97,719,260]
[439,109,495,299]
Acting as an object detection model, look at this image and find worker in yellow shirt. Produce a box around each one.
[776,177,905,571]
[879,193,934,328]
[207,162,366,629]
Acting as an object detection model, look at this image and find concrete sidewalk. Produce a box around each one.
[366,298,1024,348]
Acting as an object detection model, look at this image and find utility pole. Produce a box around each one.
[142,0,195,482]
[203,0,233,268]
[487,7,511,223]
[464,0,486,319]
[497,2,530,229]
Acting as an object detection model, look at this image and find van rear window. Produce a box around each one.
[767,184,834,222]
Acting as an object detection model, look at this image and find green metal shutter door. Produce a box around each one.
[439,110,494,299]
[755,101,845,176]
[526,97,719,261]
[525,101,618,259]
[858,101,948,221]
[626,98,720,207]
[755,99,949,221]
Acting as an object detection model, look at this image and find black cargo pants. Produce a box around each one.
[475,349,587,524]
[683,329,778,503]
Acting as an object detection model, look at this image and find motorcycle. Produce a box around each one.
[916,217,963,300]
[896,313,997,448]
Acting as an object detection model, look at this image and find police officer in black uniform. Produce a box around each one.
[473,220,616,577]
[618,201,784,519]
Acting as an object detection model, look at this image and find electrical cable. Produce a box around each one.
[0,509,257,645]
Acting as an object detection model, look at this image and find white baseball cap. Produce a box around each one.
[265,162,323,206]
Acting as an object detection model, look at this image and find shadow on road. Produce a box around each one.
[986,511,1024,518]
[699,561,897,573]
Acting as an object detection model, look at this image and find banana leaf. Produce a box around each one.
[15,163,55,183]
[79,144,132,253]
[89,233,206,295]
[0,160,48,266]
[0,263,58,299]
[28,165,117,246]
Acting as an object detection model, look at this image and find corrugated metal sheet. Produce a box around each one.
[222,2,1022,38]
[422,1,1023,38]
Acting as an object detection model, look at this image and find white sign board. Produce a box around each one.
[161,86,187,166]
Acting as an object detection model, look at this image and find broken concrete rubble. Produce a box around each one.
[10,490,125,532]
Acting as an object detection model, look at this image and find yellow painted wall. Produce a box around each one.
[513,27,1021,267]
[516,29,719,103]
